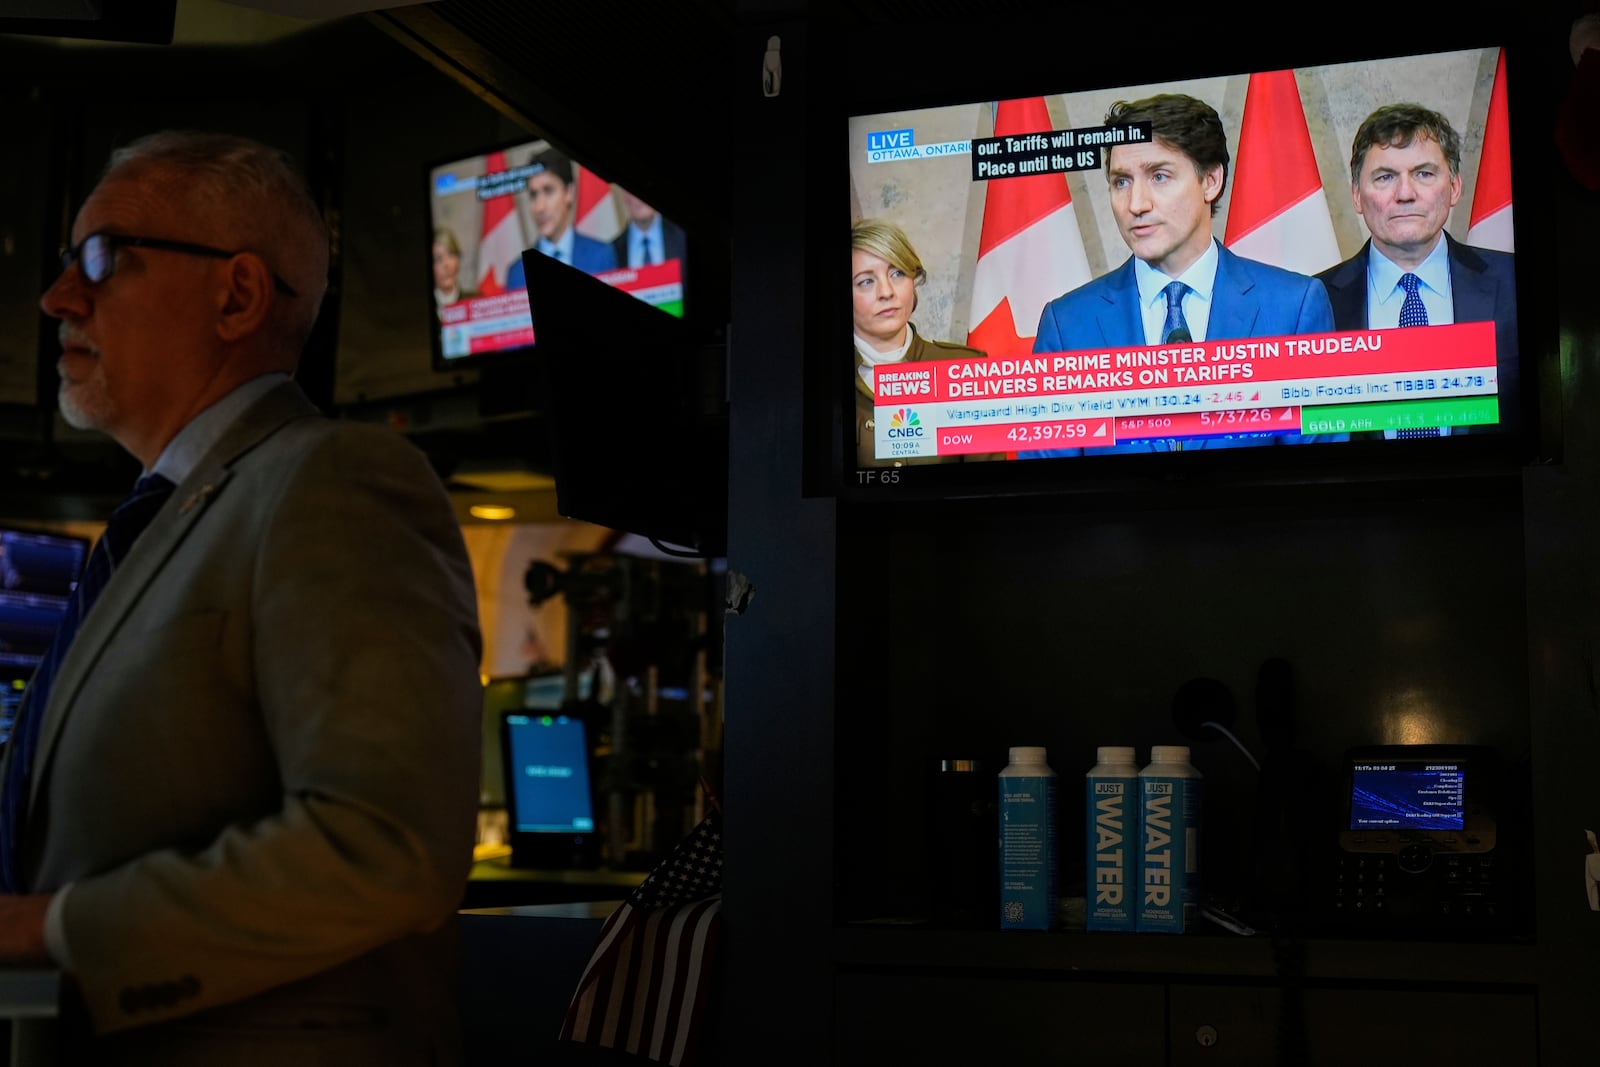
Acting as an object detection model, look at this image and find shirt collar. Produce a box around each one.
[149,373,289,486]
[631,216,664,257]
[855,323,915,366]
[537,225,576,263]
[1368,236,1451,303]
[1133,238,1219,308]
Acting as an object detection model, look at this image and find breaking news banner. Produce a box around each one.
[437,292,536,358]
[873,322,1499,458]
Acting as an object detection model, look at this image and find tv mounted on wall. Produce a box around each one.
[427,137,690,370]
[838,29,1554,502]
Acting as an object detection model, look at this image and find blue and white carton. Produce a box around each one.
[1138,744,1202,934]
[998,746,1057,931]
[1086,746,1140,932]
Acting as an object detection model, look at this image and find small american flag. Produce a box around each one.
[559,808,723,1065]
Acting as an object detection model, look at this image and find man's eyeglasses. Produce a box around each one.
[59,233,298,298]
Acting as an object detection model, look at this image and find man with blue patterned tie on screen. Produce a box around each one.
[504,146,618,287]
[1021,93,1337,458]
[0,130,483,1066]
[611,187,688,269]
[1317,103,1517,439]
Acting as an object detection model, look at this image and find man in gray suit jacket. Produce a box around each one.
[0,130,483,1065]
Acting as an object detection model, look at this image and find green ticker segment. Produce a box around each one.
[1300,397,1499,435]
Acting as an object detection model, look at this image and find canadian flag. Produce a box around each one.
[1466,48,1513,253]
[966,97,1091,358]
[1222,70,1341,275]
[574,163,624,244]
[475,150,528,295]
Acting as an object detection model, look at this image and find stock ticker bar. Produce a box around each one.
[870,322,1498,458]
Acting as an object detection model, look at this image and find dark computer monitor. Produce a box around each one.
[0,526,89,746]
[521,245,729,556]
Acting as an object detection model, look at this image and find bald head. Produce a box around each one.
[106,131,329,362]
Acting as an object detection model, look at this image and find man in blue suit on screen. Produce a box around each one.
[1021,93,1337,457]
[1316,103,1516,439]
[611,187,688,268]
[505,147,617,287]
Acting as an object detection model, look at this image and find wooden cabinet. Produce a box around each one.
[1169,984,1537,1067]
[833,931,1538,1065]
[836,973,1163,1065]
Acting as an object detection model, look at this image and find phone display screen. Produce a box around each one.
[1348,760,1466,831]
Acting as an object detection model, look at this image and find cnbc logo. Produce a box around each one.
[887,409,924,438]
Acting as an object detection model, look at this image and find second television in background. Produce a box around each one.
[427,137,689,368]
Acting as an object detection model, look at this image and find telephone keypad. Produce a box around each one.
[1330,850,1500,927]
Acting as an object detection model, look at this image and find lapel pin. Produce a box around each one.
[179,484,217,515]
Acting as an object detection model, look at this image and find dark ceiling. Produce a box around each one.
[371,1,746,246]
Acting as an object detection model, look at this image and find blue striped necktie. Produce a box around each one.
[0,473,176,891]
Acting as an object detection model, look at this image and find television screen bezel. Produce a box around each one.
[827,19,1560,507]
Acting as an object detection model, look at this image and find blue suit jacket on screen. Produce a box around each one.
[506,232,618,288]
[1021,241,1338,457]
[612,218,688,268]
[1316,233,1517,433]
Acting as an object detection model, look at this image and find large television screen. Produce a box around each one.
[846,44,1533,487]
[427,138,689,367]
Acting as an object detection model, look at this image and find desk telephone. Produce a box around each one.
[1324,744,1516,934]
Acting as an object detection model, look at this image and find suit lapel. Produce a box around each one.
[1096,259,1144,345]
[27,382,319,812]
[1322,242,1370,328]
[1208,245,1262,340]
[1446,233,1495,323]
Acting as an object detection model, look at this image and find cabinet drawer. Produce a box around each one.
[1169,984,1537,1066]
[835,972,1164,1066]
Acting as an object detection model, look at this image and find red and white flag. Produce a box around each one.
[575,163,624,244]
[966,96,1091,359]
[475,150,528,295]
[560,809,723,1066]
[1223,70,1341,275]
[1467,48,1513,253]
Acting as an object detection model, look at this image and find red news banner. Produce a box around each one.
[871,323,1497,458]
[437,261,685,356]
[592,259,684,302]
[439,291,535,353]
